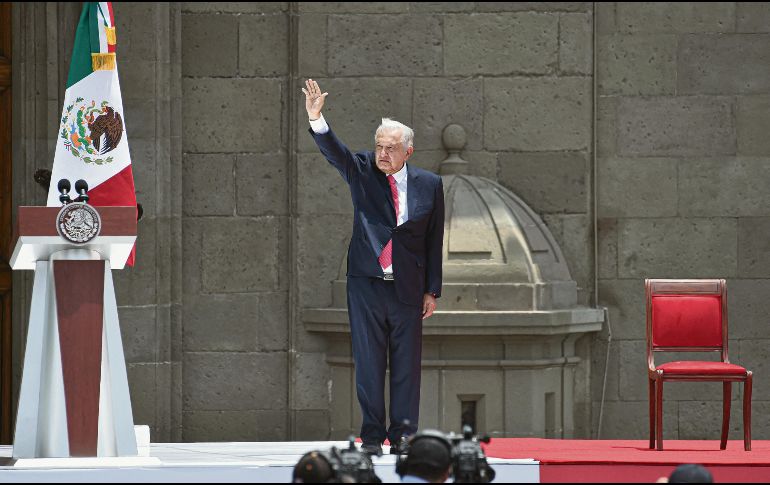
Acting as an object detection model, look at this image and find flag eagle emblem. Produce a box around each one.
[59,98,124,165]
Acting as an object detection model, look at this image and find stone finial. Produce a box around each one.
[439,124,469,175]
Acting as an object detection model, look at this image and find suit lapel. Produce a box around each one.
[407,164,420,221]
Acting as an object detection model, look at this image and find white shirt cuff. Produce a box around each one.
[309,114,329,134]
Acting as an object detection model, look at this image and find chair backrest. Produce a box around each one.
[645,279,728,361]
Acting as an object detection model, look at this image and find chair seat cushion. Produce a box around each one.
[657,361,747,376]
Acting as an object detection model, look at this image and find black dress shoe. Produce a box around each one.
[390,438,408,455]
[361,442,382,456]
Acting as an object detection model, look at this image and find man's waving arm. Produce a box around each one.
[302,79,360,183]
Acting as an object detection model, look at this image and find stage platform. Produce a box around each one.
[0,441,538,483]
[484,438,770,483]
[1,439,767,482]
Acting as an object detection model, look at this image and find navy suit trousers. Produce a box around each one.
[347,276,422,445]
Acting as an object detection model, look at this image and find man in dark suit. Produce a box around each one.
[303,79,445,456]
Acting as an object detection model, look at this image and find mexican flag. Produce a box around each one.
[47,2,137,265]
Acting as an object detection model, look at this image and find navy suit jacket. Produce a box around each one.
[310,126,445,307]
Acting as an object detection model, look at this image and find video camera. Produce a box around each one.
[449,425,495,483]
[330,437,382,483]
[294,436,381,483]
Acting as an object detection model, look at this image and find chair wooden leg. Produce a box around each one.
[744,372,753,452]
[656,377,664,450]
[649,378,656,449]
[721,382,731,450]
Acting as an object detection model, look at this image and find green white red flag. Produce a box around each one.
[47,2,137,265]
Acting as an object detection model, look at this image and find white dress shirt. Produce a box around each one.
[310,115,409,276]
[309,114,330,134]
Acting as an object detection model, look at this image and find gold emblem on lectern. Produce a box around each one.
[56,203,102,244]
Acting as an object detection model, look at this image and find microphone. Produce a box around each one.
[57,179,72,205]
[74,179,89,203]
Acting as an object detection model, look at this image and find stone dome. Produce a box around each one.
[438,173,577,310]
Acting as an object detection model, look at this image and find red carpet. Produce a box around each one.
[483,439,770,483]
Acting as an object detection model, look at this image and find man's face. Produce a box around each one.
[375,130,413,175]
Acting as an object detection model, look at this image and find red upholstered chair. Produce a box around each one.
[646,279,752,451]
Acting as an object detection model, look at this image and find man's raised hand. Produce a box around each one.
[302,79,328,121]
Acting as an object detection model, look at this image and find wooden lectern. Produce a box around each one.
[10,206,138,458]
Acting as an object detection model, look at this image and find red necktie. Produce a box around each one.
[378,175,399,270]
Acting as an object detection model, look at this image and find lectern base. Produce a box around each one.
[13,254,138,458]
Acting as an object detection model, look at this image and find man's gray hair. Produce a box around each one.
[375,118,414,151]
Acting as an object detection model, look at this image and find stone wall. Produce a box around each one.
[179,2,291,441]
[594,2,770,440]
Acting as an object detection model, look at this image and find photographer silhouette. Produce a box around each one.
[396,430,453,483]
[293,450,335,483]
[396,426,496,483]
